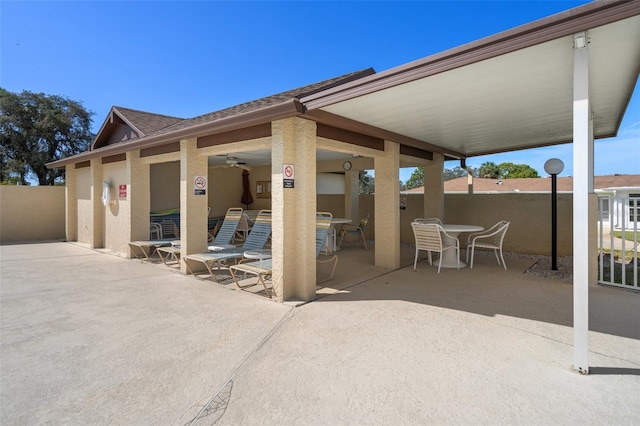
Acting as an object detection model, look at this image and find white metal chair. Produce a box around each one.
[466,220,510,269]
[411,221,460,273]
[413,217,443,225]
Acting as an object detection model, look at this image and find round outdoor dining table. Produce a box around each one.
[440,224,484,268]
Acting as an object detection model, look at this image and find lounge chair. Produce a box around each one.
[155,207,243,266]
[129,239,177,260]
[229,212,338,297]
[183,210,272,281]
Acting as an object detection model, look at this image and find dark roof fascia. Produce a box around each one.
[47,99,304,168]
[305,109,465,159]
[301,1,640,110]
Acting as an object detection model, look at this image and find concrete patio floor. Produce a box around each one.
[1,242,638,425]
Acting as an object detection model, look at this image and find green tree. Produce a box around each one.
[405,166,424,189]
[443,165,472,181]
[359,171,374,194]
[478,161,501,179]
[498,162,540,178]
[0,88,94,185]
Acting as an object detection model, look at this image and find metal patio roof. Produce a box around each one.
[301,1,640,159]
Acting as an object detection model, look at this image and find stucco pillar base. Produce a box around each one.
[90,159,104,249]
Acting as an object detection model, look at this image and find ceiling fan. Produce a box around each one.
[212,156,252,171]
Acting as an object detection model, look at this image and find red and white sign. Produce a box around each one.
[283,164,294,179]
[283,164,295,189]
[194,175,207,190]
[118,184,127,198]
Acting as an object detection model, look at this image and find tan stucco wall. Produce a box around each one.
[0,186,66,243]
[150,162,180,212]
[76,167,92,245]
[103,161,130,254]
[396,193,574,255]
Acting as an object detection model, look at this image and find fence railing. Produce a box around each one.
[597,196,638,290]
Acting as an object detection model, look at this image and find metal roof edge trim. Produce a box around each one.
[301,1,640,109]
[46,100,303,169]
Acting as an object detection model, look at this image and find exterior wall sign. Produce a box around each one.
[119,184,127,198]
[194,175,207,196]
[283,164,295,189]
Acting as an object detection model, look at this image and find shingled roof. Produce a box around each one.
[113,106,183,136]
[145,68,376,139]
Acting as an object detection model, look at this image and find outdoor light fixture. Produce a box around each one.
[574,33,586,49]
[544,158,565,270]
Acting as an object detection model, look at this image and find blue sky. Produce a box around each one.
[1,1,638,183]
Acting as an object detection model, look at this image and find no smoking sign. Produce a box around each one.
[283,164,295,189]
[193,175,207,196]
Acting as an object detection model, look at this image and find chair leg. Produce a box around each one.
[437,252,442,274]
[413,249,419,270]
[338,230,345,248]
[499,248,507,270]
[360,230,367,250]
[427,251,433,265]
[469,246,475,269]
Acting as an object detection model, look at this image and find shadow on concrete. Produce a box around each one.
[315,243,640,342]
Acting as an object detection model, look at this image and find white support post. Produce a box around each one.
[572,31,591,374]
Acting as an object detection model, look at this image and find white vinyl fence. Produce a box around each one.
[598,195,639,290]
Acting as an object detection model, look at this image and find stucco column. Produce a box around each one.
[127,150,150,255]
[344,170,360,222]
[423,152,444,220]
[374,140,400,269]
[90,158,104,249]
[271,118,317,302]
[65,165,77,242]
[180,138,209,274]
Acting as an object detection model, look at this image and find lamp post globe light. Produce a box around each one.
[544,158,565,271]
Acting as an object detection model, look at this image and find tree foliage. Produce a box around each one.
[0,88,94,185]
[443,166,471,180]
[359,171,375,194]
[497,162,540,178]
[478,161,501,179]
[405,167,424,189]
[478,161,539,179]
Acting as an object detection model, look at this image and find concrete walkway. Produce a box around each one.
[1,242,639,425]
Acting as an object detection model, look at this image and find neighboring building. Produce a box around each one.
[403,175,640,194]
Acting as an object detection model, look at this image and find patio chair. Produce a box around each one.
[413,217,443,225]
[338,213,370,250]
[466,220,510,269]
[316,212,339,283]
[411,221,460,273]
[233,213,251,243]
[209,207,243,249]
[183,210,272,281]
[129,239,177,260]
[229,211,338,297]
[413,218,443,260]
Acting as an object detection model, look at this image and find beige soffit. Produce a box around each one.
[301,1,640,158]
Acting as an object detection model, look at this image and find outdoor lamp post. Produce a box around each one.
[544,158,565,271]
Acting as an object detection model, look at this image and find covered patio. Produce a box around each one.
[46,1,640,375]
